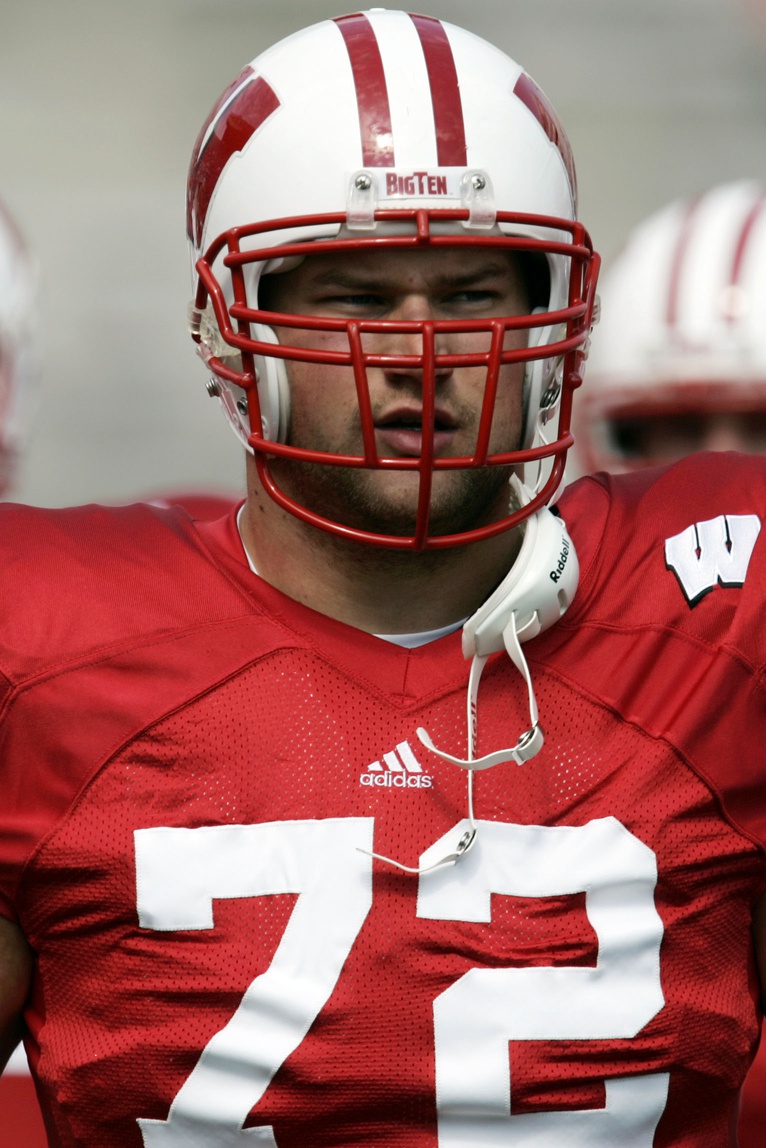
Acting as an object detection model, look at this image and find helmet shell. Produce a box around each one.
[187,11,598,548]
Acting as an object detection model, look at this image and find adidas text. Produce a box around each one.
[360,772,433,789]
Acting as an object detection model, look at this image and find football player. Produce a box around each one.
[573,178,766,1148]
[0,12,765,1147]
[574,180,766,472]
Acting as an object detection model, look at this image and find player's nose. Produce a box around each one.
[371,293,454,385]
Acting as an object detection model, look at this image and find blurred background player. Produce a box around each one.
[0,196,47,1145]
[0,191,235,523]
[0,190,232,1146]
[574,179,766,474]
[0,195,37,500]
[572,176,766,1148]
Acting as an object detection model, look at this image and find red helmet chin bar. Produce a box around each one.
[192,207,600,550]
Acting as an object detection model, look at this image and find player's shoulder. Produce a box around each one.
[563,451,766,530]
[0,500,255,680]
[0,497,210,579]
[557,453,766,655]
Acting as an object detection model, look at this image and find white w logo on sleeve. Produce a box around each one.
[664,514,761,605]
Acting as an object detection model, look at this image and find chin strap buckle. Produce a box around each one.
[367,612,545,878]
[418,610,544,773]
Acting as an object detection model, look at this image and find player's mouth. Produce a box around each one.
[374,405,459,456]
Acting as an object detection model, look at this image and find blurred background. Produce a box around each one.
[2,0,766,506]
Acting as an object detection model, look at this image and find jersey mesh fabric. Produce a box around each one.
[17,647,762,1148]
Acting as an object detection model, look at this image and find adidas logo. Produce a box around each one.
[359,740,433,789]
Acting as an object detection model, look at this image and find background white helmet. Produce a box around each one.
[0,197,37,497]
[187,9,599,548]
[576,179,766,473]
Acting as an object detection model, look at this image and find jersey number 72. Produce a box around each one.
[134,816,669,1146]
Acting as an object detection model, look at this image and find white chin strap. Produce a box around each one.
[363,476,579,875]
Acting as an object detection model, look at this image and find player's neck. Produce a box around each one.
[239,482,523,635]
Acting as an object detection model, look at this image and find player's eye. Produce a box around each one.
[338,294,385,306]
[316,292,387,313]
[446,289,497,304]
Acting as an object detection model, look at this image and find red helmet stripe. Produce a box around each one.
[666,195,703,329]
[730,190,766,289]
[334,14,396,167]
[187,68,280,248]
[409,15,467,167]
[513,73,577,204]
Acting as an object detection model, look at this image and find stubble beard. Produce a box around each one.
[263,367,528,563]
[273,403,518,543]
[281,459,515,539]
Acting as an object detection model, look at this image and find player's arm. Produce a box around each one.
[0,915,32,1071]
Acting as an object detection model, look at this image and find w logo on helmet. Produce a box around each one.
[187,66,280,249]
[513,72,578,204]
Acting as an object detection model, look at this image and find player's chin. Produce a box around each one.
[322,464,514,540]
[423,467,514,537]
[270,455,514,540]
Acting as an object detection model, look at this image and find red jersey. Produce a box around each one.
[0,1050,48,1148]
[140,490,239,520]
[1,453,765,1147]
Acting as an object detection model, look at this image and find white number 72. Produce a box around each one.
[134,816,669,1146]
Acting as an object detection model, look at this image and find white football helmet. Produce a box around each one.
[187,9,599,548]
[0,197,37,496]
[577,180,766,473]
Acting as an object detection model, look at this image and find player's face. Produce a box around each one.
[259,246,531,538]
[613,409,766,463]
